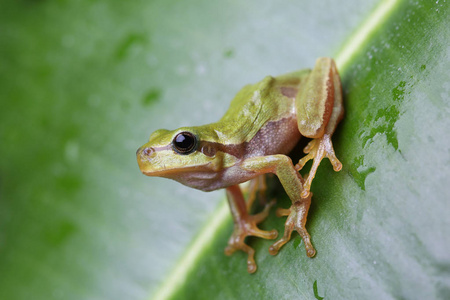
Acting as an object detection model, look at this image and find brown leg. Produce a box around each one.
[224,184,277,273]
[244,174,268,212]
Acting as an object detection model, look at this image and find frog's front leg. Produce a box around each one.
[295,57,344,197]
[242,155,316,259]
[224,184,277,274]
[269,193,315,257]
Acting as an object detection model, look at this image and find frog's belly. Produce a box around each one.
[174,166,257,192]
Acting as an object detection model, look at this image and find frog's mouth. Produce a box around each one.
[139,163,213,178]
[137,152,209,176]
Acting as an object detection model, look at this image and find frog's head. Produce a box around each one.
[136,126,234,190]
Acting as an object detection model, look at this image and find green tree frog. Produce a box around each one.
[136,57,343,273]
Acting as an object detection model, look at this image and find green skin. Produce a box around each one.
[137,57,344,273]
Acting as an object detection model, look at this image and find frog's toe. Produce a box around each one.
[225,239,258,273]
[225,211,277,273]
[296,134,341,198]
[269,196,316,257]
[245,247,257,274]
[275,207,291,217]
[328,151,343,172]
[251,199,276,224]
[250,227,278,239]
[268,229,292,255]
[224,245,237,256]
[247,200,278,239]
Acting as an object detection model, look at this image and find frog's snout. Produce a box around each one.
[136,146,142,157]
[136,146,155,159]
[136,146,157,175]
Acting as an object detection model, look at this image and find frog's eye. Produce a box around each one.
[172,131,198,154]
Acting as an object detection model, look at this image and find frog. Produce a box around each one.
[136,57,344,273]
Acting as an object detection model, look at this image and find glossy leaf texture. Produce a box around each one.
[0,1,448,300]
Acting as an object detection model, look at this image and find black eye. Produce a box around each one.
[172,131,197,154]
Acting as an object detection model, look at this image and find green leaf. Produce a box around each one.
[0,0,448,300]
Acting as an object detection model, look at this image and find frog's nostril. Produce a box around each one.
[136,146,155,157]
[142,147,155,156]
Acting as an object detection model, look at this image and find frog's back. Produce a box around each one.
[215,74,308,157]
[218,76,297,141]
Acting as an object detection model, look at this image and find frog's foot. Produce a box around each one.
[295,133,342,198]
[225,200,278,273]
[268,195,316,257]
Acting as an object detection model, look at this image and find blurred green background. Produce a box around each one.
[1,0,449,299]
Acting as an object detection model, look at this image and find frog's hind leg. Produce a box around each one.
[243,174,268,212]
[295,57,344,198]
[224,184,277,273]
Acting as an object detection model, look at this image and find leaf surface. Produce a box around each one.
[0,1,448,300]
